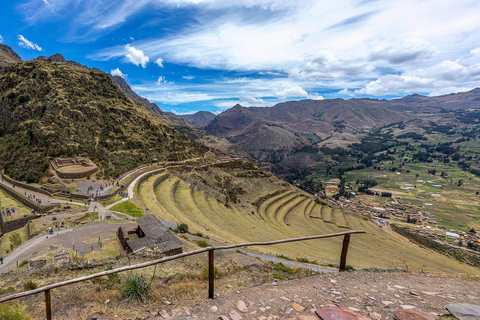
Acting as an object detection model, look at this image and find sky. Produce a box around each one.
[1,0,480,114]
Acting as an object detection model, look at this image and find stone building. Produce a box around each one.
[118,214,183,255]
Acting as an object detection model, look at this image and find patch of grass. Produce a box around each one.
[201,266,224,280]
[296,257,317,264]
[273,263,295,275]
[23,280,37,291]
[345,265,356,271]
[0,304,31,320]
[273,273,286,280]
[111,200,144,218]
[101,194,123,207]
[122,272,151,302]
[196,240,210,248]
[18,260,29,268]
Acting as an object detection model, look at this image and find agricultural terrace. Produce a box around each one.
[134,163,479,275]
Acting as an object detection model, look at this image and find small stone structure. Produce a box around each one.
[28,259,46,270]
[49,157,98,179]
[118,214,183,255]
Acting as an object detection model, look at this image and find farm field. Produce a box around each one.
[343,153,480,232]
[136,169,480,275]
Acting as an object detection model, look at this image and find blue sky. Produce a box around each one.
[1,0,480,114]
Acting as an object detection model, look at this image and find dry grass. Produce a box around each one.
[138,169,480,275]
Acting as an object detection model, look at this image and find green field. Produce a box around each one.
[111,200,144,218]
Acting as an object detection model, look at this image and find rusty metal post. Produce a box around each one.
[208,249,215,299]
[339,234,351,272]
[45,289,52,320]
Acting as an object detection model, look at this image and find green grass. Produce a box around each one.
[101,194,123,207]
[111,200,144,218]
[0,304,31,320]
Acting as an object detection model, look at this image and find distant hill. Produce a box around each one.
[205,100,408,161]
[387,89,480,112]
[110,75,165,116]
[204,89,480,179]
[0,44,22,71]
[167,111,216,127]
[0,59,207,182]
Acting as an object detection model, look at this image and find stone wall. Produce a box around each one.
[1,173,52,196]
[135,168,167,194]
[55,166,98,179]
[95,185,125,201]
[0,183,57,214]
[164,246,183,256]
[0,213,39,234]
[153,173,170,190]
[117,227,129,251]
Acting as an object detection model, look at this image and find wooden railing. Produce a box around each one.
[0,230,365,319]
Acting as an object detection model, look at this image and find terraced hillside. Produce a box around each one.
[135,161,479,275]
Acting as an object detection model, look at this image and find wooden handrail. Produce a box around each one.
[0,230,365,319]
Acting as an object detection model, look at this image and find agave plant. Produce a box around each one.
[122,272,151,302]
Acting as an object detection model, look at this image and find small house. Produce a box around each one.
[118,214,183,255]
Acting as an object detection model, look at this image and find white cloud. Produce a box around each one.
[87,0,480,98]
[42,0,49,6]
[110,68,127,78]
[125,44,149,68]
[240,95,265,106]
[275,84,308,99]
[307,93,324,100]
[0,35,3,43]
[182,75,195,80]
[155,57,164,68]
[471,47,480,55]
[155,76,175,86]
[17,35,43,51]
[354,60,480,96]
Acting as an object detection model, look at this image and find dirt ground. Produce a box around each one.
[187,272,480,320]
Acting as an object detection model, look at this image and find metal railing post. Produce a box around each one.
[339,234,351,272]
[208,249,215,299]
[45,289,52,320]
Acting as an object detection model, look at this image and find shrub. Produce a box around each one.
[9,233,22,247]
[18,260,29,268]
[197,240,209,248]
[18,95,29,104]
[23,280,37,291]
[345,265,356,271]
[122,273,151,302]
[296,257,317,264]
[177,223,188,233]
[274,263,295,275]
[6,91,17,99]
[0,304,31,320]
[194,232,203,237]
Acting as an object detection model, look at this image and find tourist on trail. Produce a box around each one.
[0,255,3,264]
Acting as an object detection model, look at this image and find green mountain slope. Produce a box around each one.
[0,60,208,182]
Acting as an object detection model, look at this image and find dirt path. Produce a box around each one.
[0,222,135,272]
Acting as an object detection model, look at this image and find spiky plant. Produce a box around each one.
[122,272,151,302]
